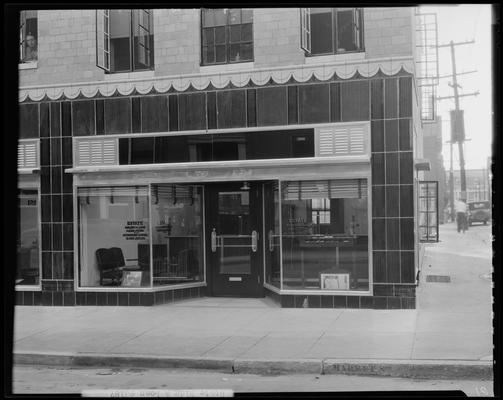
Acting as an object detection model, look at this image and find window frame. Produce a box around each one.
[200,8,254,66]
[16,186,42,291]
[96,9,154,74]
[19,10,38,65]
[74,183,208,292]
[302,7,365,57]
[278,178,371,294]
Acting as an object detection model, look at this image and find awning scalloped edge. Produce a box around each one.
[19,57,415,102]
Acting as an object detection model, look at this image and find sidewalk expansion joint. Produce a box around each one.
[200,336,232,357]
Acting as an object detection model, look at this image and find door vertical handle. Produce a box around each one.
[251,230,258,252]
[268,230,274,252]
[211,228,217,252]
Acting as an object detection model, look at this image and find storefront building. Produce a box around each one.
[17,7,426,308]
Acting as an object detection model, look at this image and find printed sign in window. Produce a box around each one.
[320,273,350,290]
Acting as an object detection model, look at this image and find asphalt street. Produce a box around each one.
[12,364,494,396]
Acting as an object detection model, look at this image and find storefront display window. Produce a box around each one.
[17,189,40,286]
[78,186,150,287]
[280,179,369,291]
[151,184,204,286]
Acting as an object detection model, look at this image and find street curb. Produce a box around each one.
[233,359,322,375]
[14,352,233,373]
[322,359,493,380]
[14,352,493,380]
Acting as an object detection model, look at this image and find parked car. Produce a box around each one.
[467,201,491,225]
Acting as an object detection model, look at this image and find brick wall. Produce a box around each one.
[253,8,305,68]
[364,7,415,59]
[153,9,200,76]
[20,10,102,86]
[19,8,417,88]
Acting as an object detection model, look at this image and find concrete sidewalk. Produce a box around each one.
[12,223,494,379]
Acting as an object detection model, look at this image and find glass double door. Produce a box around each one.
[205,182,264,297]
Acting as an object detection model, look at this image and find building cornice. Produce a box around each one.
[19,56,415,102]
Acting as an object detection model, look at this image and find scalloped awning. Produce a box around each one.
[19,56,415,102]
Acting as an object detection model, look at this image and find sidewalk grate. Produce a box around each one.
[426,275,451,283]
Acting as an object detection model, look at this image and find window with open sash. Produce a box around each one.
[96,9,154,73]
[19,10,38,63]
[300,8,364,56]
[201,8,253,65]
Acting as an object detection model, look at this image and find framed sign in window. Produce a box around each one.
[122,271,142,287]
[320,273,350,290]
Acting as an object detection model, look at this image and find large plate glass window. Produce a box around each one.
[17,189,40,286]
[281,179,369,291]
[302,8,363,56]
[96,9,154,73]
[201,8,253,65]
[418,181,439,242]
[19,10,38,63]
[77,186,150,287]
[151,184,204,286]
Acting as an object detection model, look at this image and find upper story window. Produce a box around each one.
[301,8,364,56]
[201,8,253,65]
[96,9,154,73]
[19,10,38,63]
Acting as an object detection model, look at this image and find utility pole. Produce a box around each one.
[436,40,479,211]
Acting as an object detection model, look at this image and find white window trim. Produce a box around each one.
[19,62,38,70]
[200,62,255,74]
[305,52,366,64]
[104,70,155,81]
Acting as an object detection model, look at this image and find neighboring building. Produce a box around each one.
[422,116,446,222]
[450,168,491,203]
[17,7,428,309]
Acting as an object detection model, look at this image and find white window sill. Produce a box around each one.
[104,70,155,82]
[18,168,40,174]
[19,61,38,70]
[305,52,366,65]
[200,62,255,74]
[16,285,42,291]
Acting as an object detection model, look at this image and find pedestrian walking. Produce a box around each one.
[455,199,468,233]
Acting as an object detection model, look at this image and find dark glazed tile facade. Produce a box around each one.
[257,87,288,126]
[22,74,417,309]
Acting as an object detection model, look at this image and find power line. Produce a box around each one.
[434,39,479,219]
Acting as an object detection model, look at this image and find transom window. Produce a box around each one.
[19,10,38,63]
[96,9,154,73]
[201,8,253,65]
[301,8,364,56]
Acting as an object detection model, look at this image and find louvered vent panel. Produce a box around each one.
[102,140,117,164]
[78,141,91,166]
[333,128,350,155]
[18,140,39,169]
[316,123,369,157]
[76,138,118,166]
[318,128,335,156]
[349,125,365,154]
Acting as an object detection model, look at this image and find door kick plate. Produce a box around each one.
[229,277,242,282]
